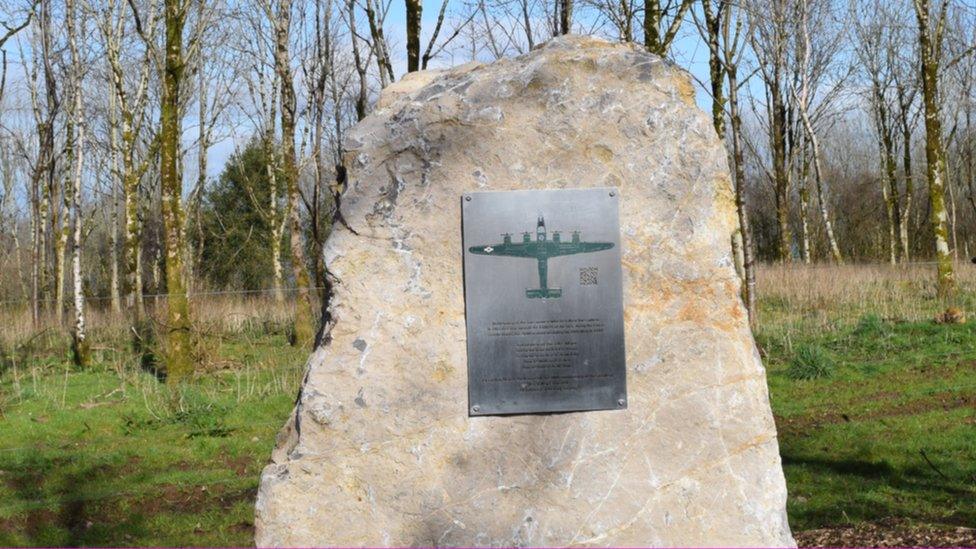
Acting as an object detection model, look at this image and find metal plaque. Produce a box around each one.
[462,187,627,416]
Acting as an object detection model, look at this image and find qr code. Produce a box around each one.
[579,267,598,286]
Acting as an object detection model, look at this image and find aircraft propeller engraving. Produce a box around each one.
[468,215,614,298]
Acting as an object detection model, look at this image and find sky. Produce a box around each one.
[0,0,726,196]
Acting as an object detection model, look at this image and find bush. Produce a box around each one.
[788,344,835,380]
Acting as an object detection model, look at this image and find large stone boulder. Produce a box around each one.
[255,35,794,547]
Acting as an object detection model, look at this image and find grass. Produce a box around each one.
[0,298,308,546]
[787,344,835,380]
[0,265,974,545]
[758,263,976,533]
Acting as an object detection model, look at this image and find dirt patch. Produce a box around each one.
[225,456,250,477]
[228,520,254,534]
[216,445,256,477]
[137,483,257,516]
[138,484,215,516]
[23,508,58,539]
[118,455,143,476]
[796,518,976,547]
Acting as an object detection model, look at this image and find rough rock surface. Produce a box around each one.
[255,35,794,547]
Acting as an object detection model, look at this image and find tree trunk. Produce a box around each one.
[274,0,317,346]
[160,0,193,381]
[67,0,88,366]
[728,62,756,327]
[701,0,724,139]
[108,90,122,313]
[914,0,953,299]
[123,164,144,318]
[798,165,811,263]
[643,0,662,54]
[947,158,958,262]
[364,0,394,87]
[897,84,915,261]
[797,104,842,263]
[55,120,70,326]
[31,0,58,326]
[771,98,791,262]
[643,0,691,56]
[348,0,368,120]
[559,0,571,34]
[793,0,840,264]
[878,140,897,264]
[873,91,901,264]
[405,0,422,71]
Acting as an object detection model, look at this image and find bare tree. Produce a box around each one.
[790,0,842,263]
[912,0,953,298]
[186,0,235,288]
[853,0,901,263]
[28,0,60,325]
[363,0,394,86]
[696,0,756,324]
[893,50,919,260]
[748,0,797,262]
[267,0,318,346]
[582,0,636,41]
[101,0,159,320]
[346,0,369,119]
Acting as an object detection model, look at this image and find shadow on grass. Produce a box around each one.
[0,453,150,546]
[0,449,261,546]
[782,451,976,529]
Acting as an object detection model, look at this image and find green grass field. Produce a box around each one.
[0,315,308,546]
[761,316,976,534]
[1,266,975,546]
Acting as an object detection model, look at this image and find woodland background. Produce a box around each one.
[0,0,974,367]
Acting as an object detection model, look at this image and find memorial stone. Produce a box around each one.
[255,34,794,547]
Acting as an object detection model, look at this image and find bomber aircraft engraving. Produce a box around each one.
[467,216,614,299]
[461,188,627,416]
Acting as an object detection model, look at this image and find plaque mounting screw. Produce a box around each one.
[617,398,626,407]
[465,195,472,201]
[609,191,616,197]
[471,405,481,413]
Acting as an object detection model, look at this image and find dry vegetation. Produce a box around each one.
[756,261,976,325]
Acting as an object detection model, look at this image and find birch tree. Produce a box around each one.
[29,0,60,325]
[101,0,158,320]
[363,0,394,87]
[696,0,756,324]
[66,0,88,365]
[268,0,317,346]
[893,50,918,260]
[790,0,842,263]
